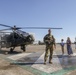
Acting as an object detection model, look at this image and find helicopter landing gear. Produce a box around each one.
[21,45,26,52]
[10,47,15,52]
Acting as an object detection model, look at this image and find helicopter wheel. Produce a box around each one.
[23,46,26,52]
[21,45,26,52]
[10,48,13,52]
[10,47,15,52]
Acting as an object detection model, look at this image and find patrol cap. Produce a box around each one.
[48,29,51,32]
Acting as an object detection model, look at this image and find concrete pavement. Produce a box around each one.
[7,51,76,75]
[0,45,76,75]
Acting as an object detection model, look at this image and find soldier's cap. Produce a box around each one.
[48,29,51,32]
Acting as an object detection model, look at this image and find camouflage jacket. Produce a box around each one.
[43,34,55,46]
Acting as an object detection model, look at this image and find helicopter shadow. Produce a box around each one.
[10,62,44,66]
[0,49,22,55]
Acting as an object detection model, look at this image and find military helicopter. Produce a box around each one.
[0,24,62,53]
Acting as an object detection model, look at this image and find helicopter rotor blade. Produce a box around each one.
[0,31,11,33]
[0,28,11,31]
[0,24,63,30]
[19,27,63,29]
[0,24,12,28]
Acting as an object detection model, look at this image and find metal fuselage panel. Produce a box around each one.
[0,34,9,48]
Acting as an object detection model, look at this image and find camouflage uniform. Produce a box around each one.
[44,33,56,64]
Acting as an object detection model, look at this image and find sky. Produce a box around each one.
[0,0,76,43]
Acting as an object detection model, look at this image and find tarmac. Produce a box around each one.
[0,44,76,75]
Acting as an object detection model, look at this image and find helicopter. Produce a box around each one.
[0,24,62,53]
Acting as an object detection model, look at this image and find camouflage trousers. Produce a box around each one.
[44,45,53,63]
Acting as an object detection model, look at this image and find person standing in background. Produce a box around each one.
[66,37,73,56]
[60,39,65,56]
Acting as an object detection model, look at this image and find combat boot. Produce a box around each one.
[44,61,46,65]
[49,61,52,64]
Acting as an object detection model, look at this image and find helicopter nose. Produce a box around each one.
[28,35,35,42]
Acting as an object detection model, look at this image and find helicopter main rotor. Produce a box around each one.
[0,24,63,31]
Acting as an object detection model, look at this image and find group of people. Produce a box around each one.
[43,29,73,65]
[60,37,73,56]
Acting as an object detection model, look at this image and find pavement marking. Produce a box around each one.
[32,52,62,73]
[7,53,32,60]
[61,53,76,57]
[7,51,76,74]
[72,53,76,56]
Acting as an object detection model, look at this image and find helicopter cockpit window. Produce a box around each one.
[16,30,29,37]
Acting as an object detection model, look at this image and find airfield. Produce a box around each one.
[0,44,76,75]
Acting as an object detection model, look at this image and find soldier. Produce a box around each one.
[43,29,56,64]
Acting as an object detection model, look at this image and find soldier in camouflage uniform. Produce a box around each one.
[43,29,56,64]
